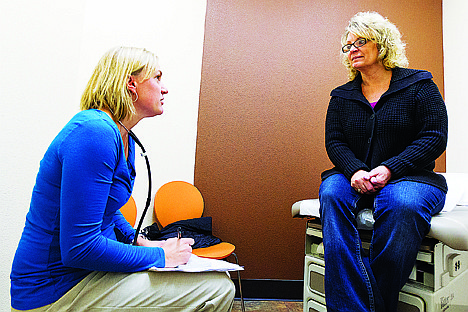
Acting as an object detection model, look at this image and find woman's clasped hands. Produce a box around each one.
[351,165,392,194]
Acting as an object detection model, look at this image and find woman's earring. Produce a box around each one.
[132,92,139,102]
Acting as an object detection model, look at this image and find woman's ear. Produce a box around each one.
[127,75,137,94]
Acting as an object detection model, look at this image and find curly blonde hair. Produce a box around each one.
[341,12,409,80]
[80,46,159,121]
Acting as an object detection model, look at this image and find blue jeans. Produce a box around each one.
[319,173,445,312]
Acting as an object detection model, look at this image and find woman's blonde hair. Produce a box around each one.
[80,46,159,121]
[341,12,409,80]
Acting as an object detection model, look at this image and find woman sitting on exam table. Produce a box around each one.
[10,46,234,312]
[319,12,448,312]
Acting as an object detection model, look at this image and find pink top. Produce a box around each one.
[370,101,378,108]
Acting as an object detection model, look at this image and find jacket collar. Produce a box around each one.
[330,67,433,103]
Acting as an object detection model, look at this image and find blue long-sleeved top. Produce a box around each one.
[11,109,165,310]
[322,68,448,191]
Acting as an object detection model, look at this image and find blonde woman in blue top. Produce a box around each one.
[11,47,235,311]
[319,12,448,311]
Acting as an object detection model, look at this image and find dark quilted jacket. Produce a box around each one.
[322,67,448,192]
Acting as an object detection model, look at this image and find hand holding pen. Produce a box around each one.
[161,227,194,268]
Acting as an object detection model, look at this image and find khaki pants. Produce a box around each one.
[12,271,235,311]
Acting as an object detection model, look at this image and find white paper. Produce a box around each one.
[149,254,244,272]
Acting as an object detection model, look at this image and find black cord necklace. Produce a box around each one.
[118,121,152,246]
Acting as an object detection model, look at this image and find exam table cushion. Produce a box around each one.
[292,173,468,251]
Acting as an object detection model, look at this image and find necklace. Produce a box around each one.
[114,120,152,246]
[118,121,130,159]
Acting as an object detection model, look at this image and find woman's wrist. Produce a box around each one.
[136,235,149,246]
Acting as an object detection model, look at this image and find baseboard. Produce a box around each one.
[231,278,303,300]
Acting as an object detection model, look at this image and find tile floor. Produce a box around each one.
[232,300,302,312]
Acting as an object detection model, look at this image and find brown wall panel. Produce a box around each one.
[195,0,444,280]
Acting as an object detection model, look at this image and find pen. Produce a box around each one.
[177,226,182,239]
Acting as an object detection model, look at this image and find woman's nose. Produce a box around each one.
[161,83,168,94]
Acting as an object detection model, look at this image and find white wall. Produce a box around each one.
[0,0,207,309]
[443,0,468,173]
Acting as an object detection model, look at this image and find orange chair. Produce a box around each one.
[154,181,244,312]
[120,196,137,227]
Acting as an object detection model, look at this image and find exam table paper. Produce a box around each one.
[149,254,244,272]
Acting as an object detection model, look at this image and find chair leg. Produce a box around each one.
[231,252,245,312]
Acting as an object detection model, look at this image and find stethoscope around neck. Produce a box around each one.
[118,120,152,246]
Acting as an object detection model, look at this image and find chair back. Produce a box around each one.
[154,181,204,227]
[120,196,137,227]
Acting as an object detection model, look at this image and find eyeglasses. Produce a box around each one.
[342,38,368,53]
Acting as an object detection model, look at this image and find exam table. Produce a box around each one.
[292,173,468,312]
